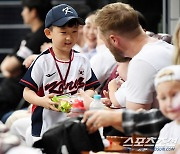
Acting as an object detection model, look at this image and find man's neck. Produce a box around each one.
[125,33,158,58]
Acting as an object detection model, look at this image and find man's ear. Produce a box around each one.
[109,34,119,47]
[44,28,52,39]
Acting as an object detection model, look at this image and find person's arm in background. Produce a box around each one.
[0,38,51,78]
[23,42,52,68]
[82,108,171,136]
[0,55,22,78]
[23,54,39,68]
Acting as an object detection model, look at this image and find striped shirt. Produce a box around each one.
[122,109,171,136]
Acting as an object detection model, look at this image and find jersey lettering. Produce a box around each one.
[45,77,85,94]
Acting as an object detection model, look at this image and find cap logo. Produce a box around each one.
[62,7,73,15]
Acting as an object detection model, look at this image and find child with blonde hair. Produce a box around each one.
[154,65,180,153]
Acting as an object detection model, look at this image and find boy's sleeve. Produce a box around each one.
[84,68,100,90]
[83,56,100,90]
[19,57,43,92]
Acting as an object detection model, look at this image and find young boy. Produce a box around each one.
[154,65,180,153]
[19,4,100,144]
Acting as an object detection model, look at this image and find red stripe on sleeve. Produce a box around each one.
[20,79,38,91]
[85,80,99,87]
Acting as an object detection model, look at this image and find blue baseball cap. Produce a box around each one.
[45,4,85,28]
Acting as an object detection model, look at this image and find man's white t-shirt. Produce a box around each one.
[126,40,173,107]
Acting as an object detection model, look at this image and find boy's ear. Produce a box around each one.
[44,28,52,39]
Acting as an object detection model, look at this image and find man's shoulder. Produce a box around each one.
[130,40,173,70]
[137,40,173,57]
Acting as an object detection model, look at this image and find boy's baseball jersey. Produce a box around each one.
[20,48,100,136]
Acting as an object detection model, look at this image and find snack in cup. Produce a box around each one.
[51,95,72,113]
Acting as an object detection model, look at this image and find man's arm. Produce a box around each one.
[82,109,171,136]
[122,109,171,136]
[126,101,151,110]
[82,110,123,133]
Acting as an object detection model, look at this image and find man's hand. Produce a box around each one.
[82,110,123,133]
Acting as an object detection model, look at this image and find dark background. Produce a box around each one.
[0,0,162,63]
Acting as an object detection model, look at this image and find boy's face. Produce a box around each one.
[157,81,180,121]
[46,26,78,52]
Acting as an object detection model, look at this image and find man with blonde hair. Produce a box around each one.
[95,2,173,110]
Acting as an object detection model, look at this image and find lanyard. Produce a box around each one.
[49,47,72,92]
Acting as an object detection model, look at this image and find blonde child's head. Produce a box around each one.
[154,65,180,121]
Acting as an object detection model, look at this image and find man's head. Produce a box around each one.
[95,2,140,37]
[44,4,85,52]
[22,0,52,22]
[95,2,142,62]
[155,65,180,121]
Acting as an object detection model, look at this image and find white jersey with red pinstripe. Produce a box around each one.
[20,48,100,136]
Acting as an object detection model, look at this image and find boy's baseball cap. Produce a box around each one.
[45,4,85,28]
[154,65,180,87]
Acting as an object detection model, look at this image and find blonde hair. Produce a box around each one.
[95,2,140,37]
[173,19,180,65]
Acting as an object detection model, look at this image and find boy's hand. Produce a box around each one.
[41,93,59,112]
